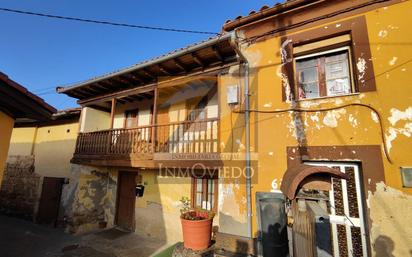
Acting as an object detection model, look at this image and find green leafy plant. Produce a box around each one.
[179,196,215,220]
[180,196,191,214]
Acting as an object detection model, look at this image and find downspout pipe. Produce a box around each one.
[230,31,253,239]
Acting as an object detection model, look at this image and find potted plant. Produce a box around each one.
[179,196,215,251]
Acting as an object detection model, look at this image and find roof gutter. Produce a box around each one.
[57,33,234,94]
[229,31,252,239]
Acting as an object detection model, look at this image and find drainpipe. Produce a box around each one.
[230,31,253,239]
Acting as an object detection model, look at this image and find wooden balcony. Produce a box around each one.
[72,118,221,168]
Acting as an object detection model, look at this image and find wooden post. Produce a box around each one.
[110,98,117,129]
[107,98,117,154]
[151,87,158,152]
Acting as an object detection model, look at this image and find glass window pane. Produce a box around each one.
[296,58,320,99]
[325,52,348,63]
[207,179,214,193]
[296,58,317,69]
[196,192,202,207]
[299,67,318,83]
[196,178,203,193]
[325,52,351,96]
[207,180,216,210]
[300,82,320,99]
[326,78,351,96]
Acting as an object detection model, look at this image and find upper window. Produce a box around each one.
[295,47,353,100]
[124,109,139,128]
[281,17,377,102]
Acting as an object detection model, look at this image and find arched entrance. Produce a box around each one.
[280,163,368,257]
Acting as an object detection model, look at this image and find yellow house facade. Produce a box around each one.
[57,1,411,256]
[1,108,80,223]
[218,0,412,256]
[0,111,14,187]
[0,72,55,188]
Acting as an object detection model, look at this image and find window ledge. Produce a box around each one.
[297,92,361,103]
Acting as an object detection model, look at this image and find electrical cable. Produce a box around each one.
[233,103,393,164]
[0,7,220,35]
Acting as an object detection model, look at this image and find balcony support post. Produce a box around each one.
[110,98,117,129]
[107,98,117,154]
[151,87,158,152]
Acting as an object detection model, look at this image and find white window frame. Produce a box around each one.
[294,46,356,100]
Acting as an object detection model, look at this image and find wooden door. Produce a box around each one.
[156,107,170,152]
[36,177,64,226]
[116,172,136,231]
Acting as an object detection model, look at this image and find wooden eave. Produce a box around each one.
[0,73,56,121]
[57,34,238,102]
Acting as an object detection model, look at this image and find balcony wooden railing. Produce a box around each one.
[74,118,219,157]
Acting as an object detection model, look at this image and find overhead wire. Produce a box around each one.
[233,103,393,164]
[0,7,220,35]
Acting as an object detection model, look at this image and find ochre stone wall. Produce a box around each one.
[0,155,40,219]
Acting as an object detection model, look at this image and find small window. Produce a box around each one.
[124,109,139,128]
[192,177,218,211]
[295,47,354,100]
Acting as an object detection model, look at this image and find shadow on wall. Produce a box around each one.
[218,212,248,239]
[374,235,395,257]
[134,170,168,245]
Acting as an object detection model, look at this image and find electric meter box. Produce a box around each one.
[227,85,239,104]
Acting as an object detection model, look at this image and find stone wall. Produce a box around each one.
[0,155,40,219]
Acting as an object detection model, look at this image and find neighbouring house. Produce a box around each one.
[0,108,81,224]
[0,72,55,189]
[57,0,412,257]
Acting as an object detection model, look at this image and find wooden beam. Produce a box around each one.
[89,104,111,113]
[117,99,127,104]
[212,46,223,61]
[192,53,205,67]
[174,59,188,72]
[141,69,156,80]
[78,84,157,105]
[158,64,171,76]
[110,98,117,129]
[124,73,144,84]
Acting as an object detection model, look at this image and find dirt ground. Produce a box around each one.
[0,214,172,257]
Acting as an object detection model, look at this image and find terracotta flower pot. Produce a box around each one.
[181,211,213,251]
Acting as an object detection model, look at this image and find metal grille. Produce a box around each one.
[351,227,363,257]
[306,162,368,257]
[337,224,348,257]
[346,167,360,218]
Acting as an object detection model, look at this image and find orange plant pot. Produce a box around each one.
[181,216,213,251]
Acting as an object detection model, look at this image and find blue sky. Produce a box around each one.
[0,1,277,109]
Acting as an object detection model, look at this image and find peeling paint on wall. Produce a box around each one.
[278,39,293,102]
[323,109,346,128]
[67,164,116,234]
[388,56,398,66]
[385,107,412,152]
[357,57,367,82]
[368,182,412,257]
